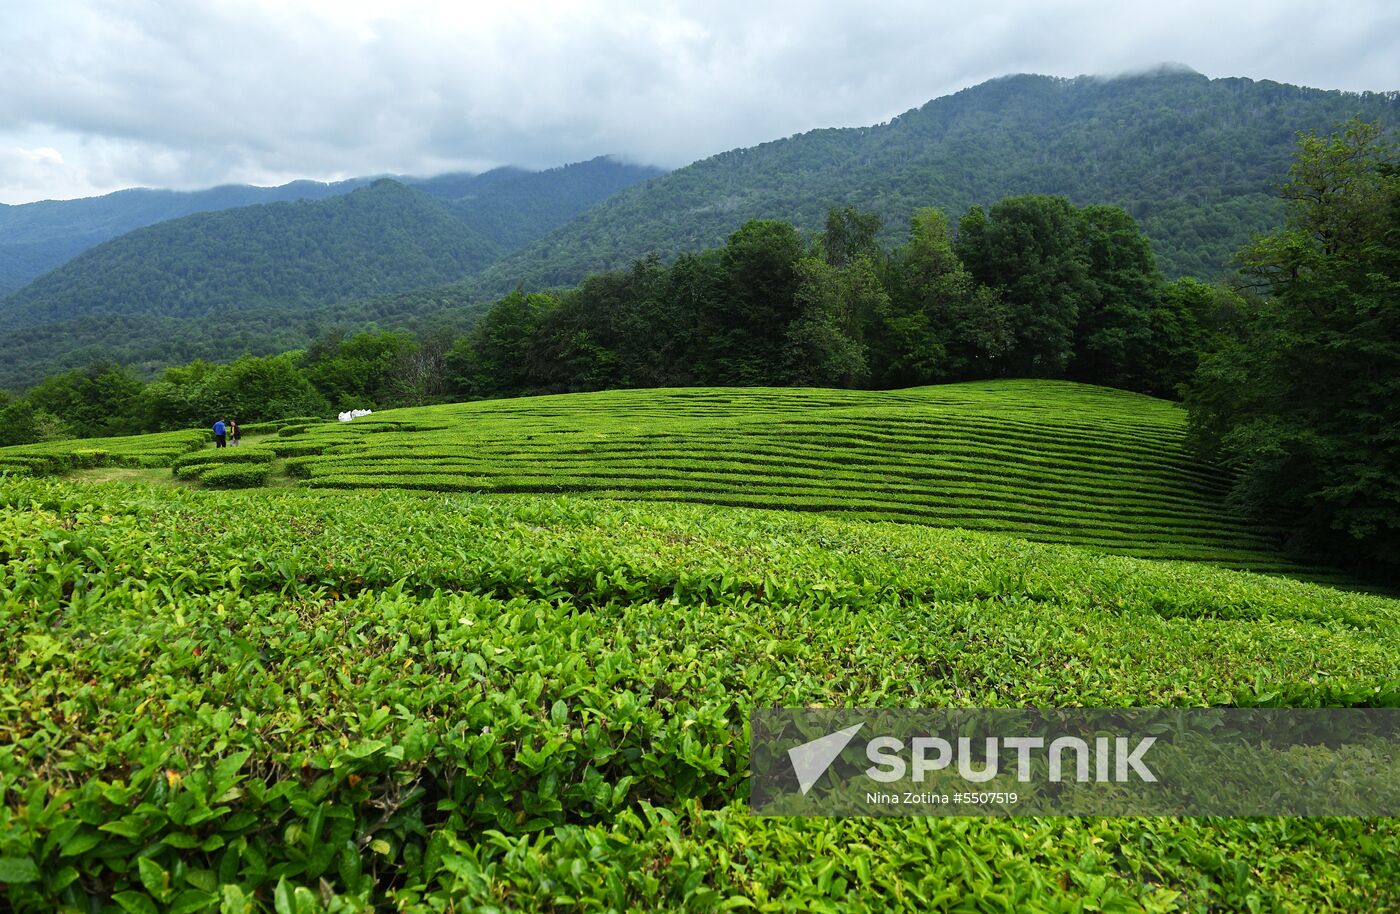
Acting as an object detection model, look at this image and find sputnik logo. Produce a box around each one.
[788,723,864,794]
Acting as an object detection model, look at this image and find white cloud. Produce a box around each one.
[0,0,1396,203]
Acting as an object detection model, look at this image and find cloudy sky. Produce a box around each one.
[2,0,1397,204]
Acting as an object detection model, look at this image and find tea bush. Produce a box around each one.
[1,477,1397,911]
[198,463,274,489]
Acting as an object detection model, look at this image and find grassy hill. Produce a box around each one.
[2,466,1398,909]
[468,68,1399,298]
[0,380,1333,577]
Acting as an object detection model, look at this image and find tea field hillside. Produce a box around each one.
[2,472,1398,911]
[0,380,1333,578]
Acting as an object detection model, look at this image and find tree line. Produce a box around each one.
[1,189,1229,445]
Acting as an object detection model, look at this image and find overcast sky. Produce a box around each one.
[2,0,1397,204]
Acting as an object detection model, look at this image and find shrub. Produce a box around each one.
[198,462,273,488]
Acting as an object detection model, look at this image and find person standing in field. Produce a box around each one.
[213,417,227,449]
[229,419,241,447]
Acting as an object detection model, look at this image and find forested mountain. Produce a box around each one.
[0,156,664,296]
[0,159,663,388]
[4,69,1396,392]
[0,178,373,296]
[445,156,668,250]
[1,180,497,327]
[0,182,485,386]
[467,68,1398,295]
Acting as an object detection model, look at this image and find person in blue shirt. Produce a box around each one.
[213,418,227,448]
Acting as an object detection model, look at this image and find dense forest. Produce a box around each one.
[3,71,1394,393]
[0,191,1223,436]
[0,159,662,389]
[1184,121,1400,576]
[0,177,371,296]
[1,181,500,328]
[464,68,1399,296]
[0,156,663,296]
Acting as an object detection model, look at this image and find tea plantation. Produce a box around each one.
[3,381,1397,911]
[0,382,1335,577]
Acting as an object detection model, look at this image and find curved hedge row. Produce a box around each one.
[276,382,1314,574]
[0,381,1328,575]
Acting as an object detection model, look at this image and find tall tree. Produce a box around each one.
[447,291,557,397]
[821,207,883,269]
[783,256,873,387]
[1185,120,1400,576]
[955,195,1089,376]
[713,220,806,383]
[1072,205,1164,389]
[877,208,1010,386]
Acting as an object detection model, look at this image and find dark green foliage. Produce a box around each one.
[956,195,1090,376]
[0,364,143,444]
[1145,278,1248,396]
[139,353,330,431]
[302,330,422,410]
[875,208,1010,385]
[0,181,498,331]
[446,291,557,397]
[467,69,1400,301]
[0,177,375,295]
[783,256,875,387]
[0,160,662,390]
[714,220,806,380]
[1073,205,1165,389]
[0,199,1201,448]
[1185,121,1400,578]
[444,156,666,251]
[19,363,144,439]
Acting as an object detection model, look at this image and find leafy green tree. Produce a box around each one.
[138,354,328,427]
[878,208,1010,385]
[303,330,419,409]
[783,256,871,386]
[446,291,557,397]
[713,220,805,382]
[820,207,883,269]
[1185,120,1400,576]
[0,362,146,441]
[1143,278,1246,396]
[1072,205,1165,389]
[956,196,1089,376]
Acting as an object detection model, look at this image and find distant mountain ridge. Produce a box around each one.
[0,158,664,388]
[465,68,1399,296]
[0,156,664,295]
[0,177,373,296]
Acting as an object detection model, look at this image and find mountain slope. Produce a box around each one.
[0,178,375,295]
[0,157,665,297]
[0,159,665,389]
[446,156,667,250]
[470,68,1399,295]
[0,182,495,387]
[0,180,496,330]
